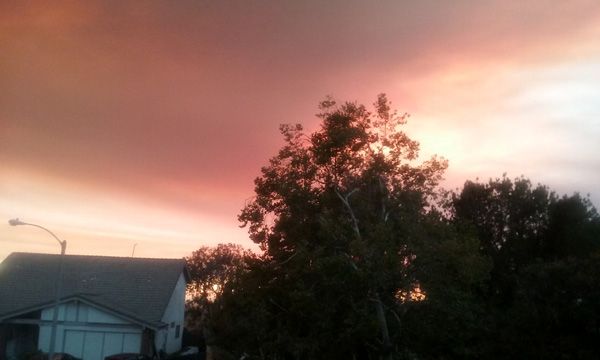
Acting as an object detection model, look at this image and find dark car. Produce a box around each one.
[28,353,82,360]
[169,347,202,360]
[104,354,152,360]
[54,354,82,360]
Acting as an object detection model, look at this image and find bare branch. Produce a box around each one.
[390,309,402,326]
[335,187,362,241]
[276,252,298,267]
[269,298,288,313]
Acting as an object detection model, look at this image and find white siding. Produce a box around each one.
[39,301,143,360]
[155,273,186,354]
[38,271,185,358]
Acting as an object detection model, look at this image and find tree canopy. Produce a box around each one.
[185,95,600,360]
[200,95,489,359]
[449,176,600,357]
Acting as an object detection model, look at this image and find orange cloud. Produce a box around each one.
[2,1,599,259]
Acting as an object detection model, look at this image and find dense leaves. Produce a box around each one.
[197,95,492,360]
[185,96,600,359]
[185,243,254,342]
[451,176,600,357]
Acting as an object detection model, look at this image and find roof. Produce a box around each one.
[0,252,187,329]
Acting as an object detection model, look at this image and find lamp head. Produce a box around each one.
[8,218,25,226]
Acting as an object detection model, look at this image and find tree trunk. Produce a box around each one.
[374,293,393,360]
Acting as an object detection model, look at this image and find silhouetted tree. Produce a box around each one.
[451,176,554,302]
[451,176,600,358]
[194,98,600,359]
[207,95,490,359]
[185,243,254,350]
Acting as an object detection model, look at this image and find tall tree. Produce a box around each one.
[222,94,477,359]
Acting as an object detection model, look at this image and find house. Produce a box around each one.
[0,252,188,360]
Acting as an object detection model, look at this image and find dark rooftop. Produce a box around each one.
[0,252,186,328]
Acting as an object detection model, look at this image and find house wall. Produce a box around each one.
[39,302,143,360]
[155,273,186,354]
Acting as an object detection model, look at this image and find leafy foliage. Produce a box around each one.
[186,97,600,359]
[185,243,254,340]
[451,176,600,357]
[204,95,492,359]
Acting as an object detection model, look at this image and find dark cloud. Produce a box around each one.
[1,0,599,210]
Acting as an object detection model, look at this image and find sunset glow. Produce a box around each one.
[1,1,599,260]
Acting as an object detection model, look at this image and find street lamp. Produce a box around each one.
[9,218,66,360]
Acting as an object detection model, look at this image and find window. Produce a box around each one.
[175,325,181,339]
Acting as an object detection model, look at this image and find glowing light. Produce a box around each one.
[397,284,427,303]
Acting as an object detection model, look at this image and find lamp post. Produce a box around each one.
[9,218,66,360]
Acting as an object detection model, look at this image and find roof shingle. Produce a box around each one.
[0,252,186,328]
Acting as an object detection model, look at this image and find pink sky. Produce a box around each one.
[2,1,600,260]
